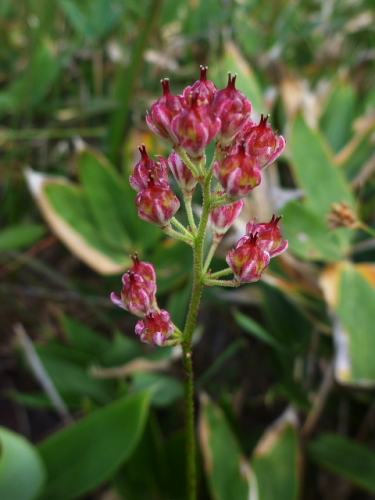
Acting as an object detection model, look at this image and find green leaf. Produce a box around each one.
[132,372,184,407]
[0,426,46,500]
[198,395,254,500]
[35,347,115,404]
[289,115,354,217]
[320,79,357,153]
[282,200,350,261]
[25,166,131,274]
[38,391,151,500]
[233,309,286,349]
[309,434,375,493]
[320,262,375,385]
[79,149,133,250]
[0,223,45,251]
[252,410,301,500]
[61,315,111,361]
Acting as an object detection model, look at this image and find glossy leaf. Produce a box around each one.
[320,261,375,385]
[252,409,301,500]
[309,434,375,493]
[0,426,46,500]
[282,200,350,261]
[289,115,354,217]
[38,391,151,500]
[26,168,130,274]
[198,394,255,500]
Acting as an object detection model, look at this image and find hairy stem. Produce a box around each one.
[182,171,212,500]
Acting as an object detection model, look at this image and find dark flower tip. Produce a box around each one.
[200,65,208,81]
[131,252,140,265]
[138,144,148,159]
[227,73,237,90]
[270,214,282,225]
[161,78,171,96]
[259,114,270,127]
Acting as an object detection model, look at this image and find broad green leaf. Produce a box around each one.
[132,372,184,407]
[114,413,169,499]
[35,347,115,404]
[61,315,111,361]
[233,309,286,349]
[252,410,301,500]
[38,391,151,500]
[320,262,375,385]
[198,395,255,500]
[320,79,357,153]
[0,426,46,500]
[309,434,375,493]
[78,149,133,250]
[289,115,354,217]
[26,168,131,274]
[0,223,45,251]
[282,200,350,261]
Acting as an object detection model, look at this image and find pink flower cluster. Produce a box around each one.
[226,216,288,282]
[110,254,174,346]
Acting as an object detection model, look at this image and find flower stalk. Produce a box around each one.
[110,67,288,499]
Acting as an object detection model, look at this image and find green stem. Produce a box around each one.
[171,217,193,238]
[202,240,219,274]
[208,267,233,279]
[163,226,193,246]
[175,146,200,177]
[181,170,213,500]
[204,278,240,287]
[185,196,198,236]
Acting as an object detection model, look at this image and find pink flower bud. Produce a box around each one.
[135,308,175,346]
[129,252,156,283]
[243,115,286,168]
[210,196,244,242]
[146,79,186,144]
[183,65,218,105]
[171,93,221,159]
[130,145,169,192]
[135,182,180,227]
[213,143,261,200]
[212,73,252,148]
[226,234,270,283]
[110,271,156,317]
[246,215,288,257]
[168,152,198,195]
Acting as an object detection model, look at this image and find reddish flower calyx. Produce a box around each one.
[213,142,261,200]
[129,253,156,283]
[245,215,288,257]
[183,65,218,105]
[110,271,157,317]
[130,145,169,191]
[226,233,270,283]
[212,73,252,148]
[168,152,198,195]
[171,92,221,159]
[210,195,244,242]
[135,182,180,227]
[135,308,175,346]
[243,114,286,168]
[146,79,185,145]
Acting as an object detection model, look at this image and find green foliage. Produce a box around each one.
[0,427,46,500]
[309,434,375,493]
[38,391,151,500]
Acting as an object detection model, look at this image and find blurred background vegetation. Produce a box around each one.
[1,0,375,499]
